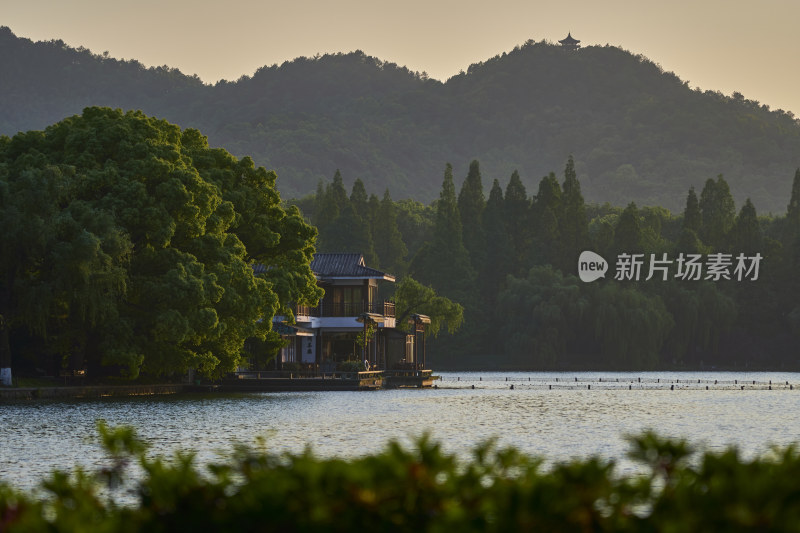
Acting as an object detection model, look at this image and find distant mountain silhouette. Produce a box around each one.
[2,26,799,212]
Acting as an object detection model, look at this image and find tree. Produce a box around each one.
[329,169,349,213]
[558,156,589,272]
[313,179,338,230]
[373,190,408,275]
[787,168,800,229]
[0,152,130,382]
[457,160,487,273]
[530,173,562,268]
[392,277,464,337]
[784,168,800,265]
[367,193,381,232]
[409,164,475,305]
[699,175,736,250]
[504,170,531,276]
[0,107,321,380]
[731,198,762,254]
[395,198,434,260]
[590,283,674,368]
[683,186,701,233]
[350,178,369,219]
[320,203,378,266]
[613,202,643,256]
[480,179,512,303]
[497,266,587,367]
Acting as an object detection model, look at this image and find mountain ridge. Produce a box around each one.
[2,26,799,213]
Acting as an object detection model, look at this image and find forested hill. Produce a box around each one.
[2,26,800,212]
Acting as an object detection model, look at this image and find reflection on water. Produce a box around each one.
[1,371,799,491]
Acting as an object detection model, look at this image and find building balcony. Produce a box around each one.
[296,301,395,319]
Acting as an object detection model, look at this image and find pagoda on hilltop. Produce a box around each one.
[559,32,581,51]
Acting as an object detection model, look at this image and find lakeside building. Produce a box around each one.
[256,253,429,373]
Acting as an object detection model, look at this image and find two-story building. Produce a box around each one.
[268,253,428,373]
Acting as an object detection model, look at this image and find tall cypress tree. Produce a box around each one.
[313,180,340,249]
[373,190,408,275]
[613,202,643,256]
[410,163,475,304]
[469,179,512,355]
[504,170,531,276]
[350,178,369,219]
[313,179,337,229]
[699,175,736,250]
[784,169,800,292]
[787,168,800,231]
[458,160,487,273]
[732,198,762,255]
[329,169,349,213]
[683,186,702,233]
[531,173,562,268]
[367,193,381,229]
[481,179,512,299]
[559,156,589,272]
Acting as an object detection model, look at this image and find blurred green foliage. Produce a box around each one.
[3,423,800,532]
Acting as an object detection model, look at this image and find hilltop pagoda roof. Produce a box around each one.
[559,33,580,46]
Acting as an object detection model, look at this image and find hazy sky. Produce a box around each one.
[5,0,800,114]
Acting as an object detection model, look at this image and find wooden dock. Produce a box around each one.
[222,370,437,392]
[383,369,436,389]
[221,371,385,392]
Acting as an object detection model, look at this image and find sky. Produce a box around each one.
[4,0,800,115]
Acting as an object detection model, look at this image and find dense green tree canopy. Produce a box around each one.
[0,107,321,379]
[392,277,464,338]
[409,164,475,305]
[302,158,799,370]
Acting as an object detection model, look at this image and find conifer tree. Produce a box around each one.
[458,160,487,273]
[329,169,349,213]
[367,193,381,230]
[410,164,475,304]
[480,179,512,304]
[373,190,408,275]
[683,186,702,233]
[732,198,762,254]
[504,170,531,276]
[313,179,336,229]
[322,203,377,265]
[350,178,369,219]
[787,168,800,230]
[784,169,800,294]
[530,173,562,268]
[699,175,736,250]
[559,156,589,272]
[613,202,643,255]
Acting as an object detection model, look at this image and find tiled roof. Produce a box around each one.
[310,253,394,280]
[252,253,394,281]
[559,32,580,45]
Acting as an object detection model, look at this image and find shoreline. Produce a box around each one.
[0,383,195,401]
[3,368,799,401]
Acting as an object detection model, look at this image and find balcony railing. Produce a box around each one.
[295,301,395,318]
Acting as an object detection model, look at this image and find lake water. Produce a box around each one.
[2,371,799,492]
